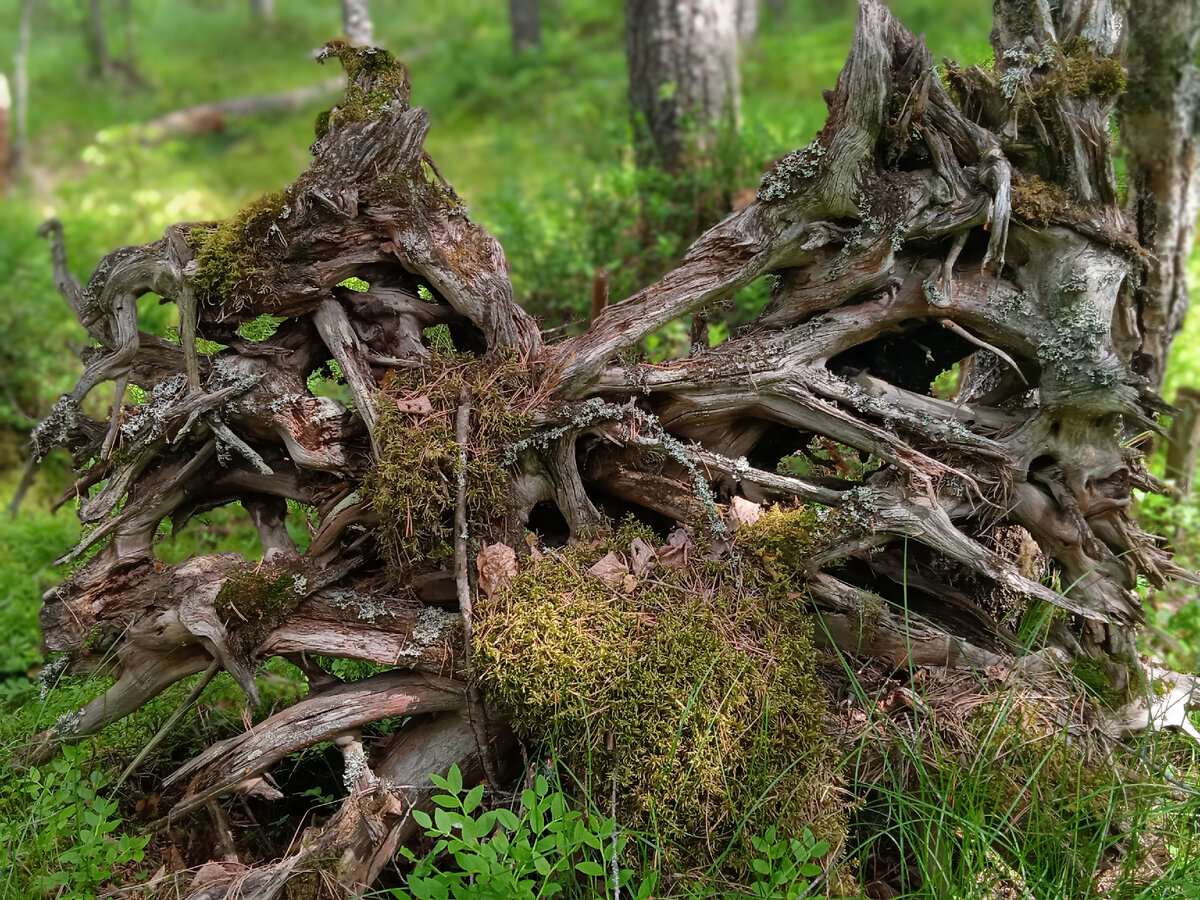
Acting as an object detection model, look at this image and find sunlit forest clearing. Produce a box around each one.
[4,1,1200,898]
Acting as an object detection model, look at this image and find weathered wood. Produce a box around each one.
[136,79,343,141]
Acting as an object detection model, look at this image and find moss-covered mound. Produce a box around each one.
[473,521,846,876]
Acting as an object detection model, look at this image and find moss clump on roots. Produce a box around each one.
[214,568,299,660]
[321,41,412,130]
[365,350,533,578]
[737,503,856,579]
[187,189,288,315]
[473,522,846,880]
[1011,172,1072,227]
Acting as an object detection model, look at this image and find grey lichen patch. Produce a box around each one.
[38,654,69,701]
[395,606,456,661]
[120,374,187,448]
[31,396,79,459]
[507,399,728,536]
[54,708,84,737]
[1038,291,1106,370]
[326,588,389,623]
[501,397,624,466]
[758,139,826,202]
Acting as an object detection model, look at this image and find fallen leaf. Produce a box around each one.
[395,394,434,415]
[629,537,656,575]
[588,551,629,587]
[477,543,518,598]
[704,536,731,561]
[657,528,691,569]
[525,532,545,561]
[727,496,762,529]
[190,861,245,890]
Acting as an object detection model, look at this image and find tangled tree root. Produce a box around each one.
[21,1,1200,895]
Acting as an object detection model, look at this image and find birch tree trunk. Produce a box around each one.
[509,0,541,54]
[23,1,1200,895]
[626,0,740,172]
[737,0,758,42]
[12,0,33,179]
[340,0,374,47]
[250,0,275,25]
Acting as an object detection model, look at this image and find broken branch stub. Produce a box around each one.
[26,6,1200,895]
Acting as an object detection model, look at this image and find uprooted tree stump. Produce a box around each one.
[24,1,1200,894]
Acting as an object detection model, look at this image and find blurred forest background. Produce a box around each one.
[2,0,1200,895]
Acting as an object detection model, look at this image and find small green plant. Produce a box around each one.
[746,826,830,899]
[0,745,149,898]
[393,764,635,900]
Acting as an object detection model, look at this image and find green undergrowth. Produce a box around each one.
[834,647,1200,899]
[472,519,845,884]
[0,654,307,899]
[366,349,534,577]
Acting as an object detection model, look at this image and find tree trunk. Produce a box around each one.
[84,0,112,79]
[737,0,758,42]
[509,0,541,54]
[626,0,740,172]
[24,4,1200,896]
[250,0,275,24]
[0,73,10,194]
[12,0,33,179]
[1119,0,1200,389]
[341,0,374,47]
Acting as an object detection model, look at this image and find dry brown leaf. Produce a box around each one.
[657,528,691,569]
[727,496,762,529]
[477,542,519,598]
[587,551,629,588]
[395,395,434,416]
[190,861,246,890]
[524,532,545,561]
[629,537,656,575]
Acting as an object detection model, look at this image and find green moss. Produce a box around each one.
[473,529,845,878]
[314,108,331,140]
[1071,655,1136,708]
[738,503,850,579]
[215,569,299,659]
[320,41,411,130]
[187,189,288,314]
[1062,54,1125,100]
[365,351,534,578]
[1010,172,1070,227]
